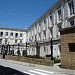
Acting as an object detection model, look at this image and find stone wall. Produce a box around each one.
[60,26,75,69]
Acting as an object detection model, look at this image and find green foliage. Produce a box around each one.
[27,55,44,59]
[53,57,61,63]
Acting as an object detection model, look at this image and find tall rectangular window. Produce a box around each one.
[0,32,3,37]
[57,9,62,21]
[35,35,37,40]
[20,33,22,37]
[49,15,53,25]
[69,20,74,26]
[5,39,8,44]
[15,39,17,43]
[68,0,74,15]
[57,25,62,37]
[20,40,22,43]
[5,32,8,36]
[44,19,46,24]
[10,32,13,36]
[0,39,2,44]
[43,30,46,40]
[15,33,18,38]
[39,33,41,40]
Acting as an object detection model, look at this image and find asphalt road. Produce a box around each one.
[0,59,73,75]
[0,65,28,75]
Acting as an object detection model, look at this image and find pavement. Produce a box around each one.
[0,59,75,75]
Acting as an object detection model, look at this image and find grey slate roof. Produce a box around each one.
[0,27,27,32]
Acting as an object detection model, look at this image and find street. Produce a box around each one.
[0,59,74,75]
[0,65,28,75]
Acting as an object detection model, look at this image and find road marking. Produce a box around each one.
[29,70,50,75]
[23,71,35,75]
[35,69,54,74]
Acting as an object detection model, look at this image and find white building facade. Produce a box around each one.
[0,28,26,56]
[26,0,75,58]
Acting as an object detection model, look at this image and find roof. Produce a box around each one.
[0,27,27,32]
[27,0,62,31]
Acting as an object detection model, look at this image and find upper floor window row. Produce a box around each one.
[0,32,23,38]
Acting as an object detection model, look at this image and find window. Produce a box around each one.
[15,40,18,43]
[44,19,46,24]
[35,35,37,40]
[32,36,33,41]
[39,33,41,40]
[50,15,53,25]
[69,20,74,26]
[20,33,22,37]
[20,40,22,43]
[57,9,62,21]
[49,28,53,39]
[0,32,3,37]
[15,33,18,38]
[68,43,75,52]
[39,23,41,32]
[5,32,8,36]
[5,39,8,44]
[10,32,13,36]
[0,39,2,44]
[43,30,46,40]
[50,29,53,38]
[44,47,46,52]
[68,0,74,15]
[57,25,62,37]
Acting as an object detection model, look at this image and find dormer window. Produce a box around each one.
[68,0,74,15]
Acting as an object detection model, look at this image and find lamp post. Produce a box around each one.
[12,44,14,55]
[17,43,20,56]
[2,44,5,59]
[50,38,53,60]
[7,42,10,55]
[25,42,27,56]
[35,39,40,56]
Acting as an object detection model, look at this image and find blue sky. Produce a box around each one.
[0,0,58,29]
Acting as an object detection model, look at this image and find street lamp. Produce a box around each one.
[12,44,14,55]
[35,39,40,56]
[17,43,20,56]
[50,37,53,60]
[7,42,10,55]
[25,42,27,56]
[2,44,5,59]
